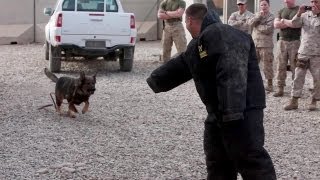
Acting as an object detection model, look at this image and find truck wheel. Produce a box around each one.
[49,45,62,72]
[45,42,49,60]
[119,47,134,72]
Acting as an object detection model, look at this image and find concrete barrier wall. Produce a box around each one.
[0,0,34,25]
[122,0,159,22]
[122,0,160,40]
[0,0,34,44]
[0,0,55,44]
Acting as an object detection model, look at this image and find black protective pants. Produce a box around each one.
[204,109,276,180]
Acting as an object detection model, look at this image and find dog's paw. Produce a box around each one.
[82,106,89,114]
[68,111,77,118]
[82,110,88,114]
[56,106,62,114]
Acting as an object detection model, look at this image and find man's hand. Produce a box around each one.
[158,8,185,20]
[166,8,185,18]
[158,9,171,20]
[297,5,307,17]
[259,11,266,17]
[274,18,288,29]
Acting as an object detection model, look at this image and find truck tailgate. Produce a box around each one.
[61,12,132,36]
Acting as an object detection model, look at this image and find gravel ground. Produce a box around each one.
[0,41,319,180]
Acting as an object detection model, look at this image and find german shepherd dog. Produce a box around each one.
[44,68,96,118]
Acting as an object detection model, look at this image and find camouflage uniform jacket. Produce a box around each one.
[292,11,320,56]
[147,10,266,122]
[248,12,275,48]
[228,10,254,34]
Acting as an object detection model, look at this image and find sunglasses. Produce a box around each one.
[237,3,245,6]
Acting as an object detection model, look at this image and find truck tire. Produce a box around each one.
[119,47,134,72]
[45,42,49,60]
[49,45,62,72]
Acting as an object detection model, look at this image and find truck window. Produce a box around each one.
[62,0,75,11]
[75,0,118,12]
[106,0,118,12]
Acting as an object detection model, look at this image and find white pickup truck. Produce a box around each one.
[44,0,136,72]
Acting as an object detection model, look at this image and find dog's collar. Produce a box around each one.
[73,86,91,96]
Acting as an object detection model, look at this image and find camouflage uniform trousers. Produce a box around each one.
[162,22,187,62]
[256,47,274,80]
[275,40,300,87]
[292,55,320,100]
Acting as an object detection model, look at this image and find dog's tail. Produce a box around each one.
[44,68,58,83]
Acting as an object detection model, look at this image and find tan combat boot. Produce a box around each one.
[284,97,299,110]
[308,99,317,111]
[265,79,273,92]
[273,86,284,97]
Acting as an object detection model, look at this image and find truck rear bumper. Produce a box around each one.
[58,44,134,56]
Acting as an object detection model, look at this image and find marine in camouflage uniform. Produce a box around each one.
[283,2,320,111]
[248,0,275,92]
[228,0,254,34]
[158,0,187,62]
[273,0,301,97]
[147,4,276,179]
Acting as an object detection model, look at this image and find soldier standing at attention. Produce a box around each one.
[248,0,275,92]
[273,0,301,97]
[281,0,320,111]
[228,0,254,34]
[158,0,187,62]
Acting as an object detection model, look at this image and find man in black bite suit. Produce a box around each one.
[146,3,276,180]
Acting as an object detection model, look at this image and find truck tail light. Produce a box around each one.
[130,37,135,44]
[130,15,135,29]
[55,36,61,42]
[56,13,62,27]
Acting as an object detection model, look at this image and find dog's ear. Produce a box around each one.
[80,71,85,81]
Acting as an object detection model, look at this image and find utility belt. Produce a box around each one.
[165,19,182,26]
[279,37,300,41]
